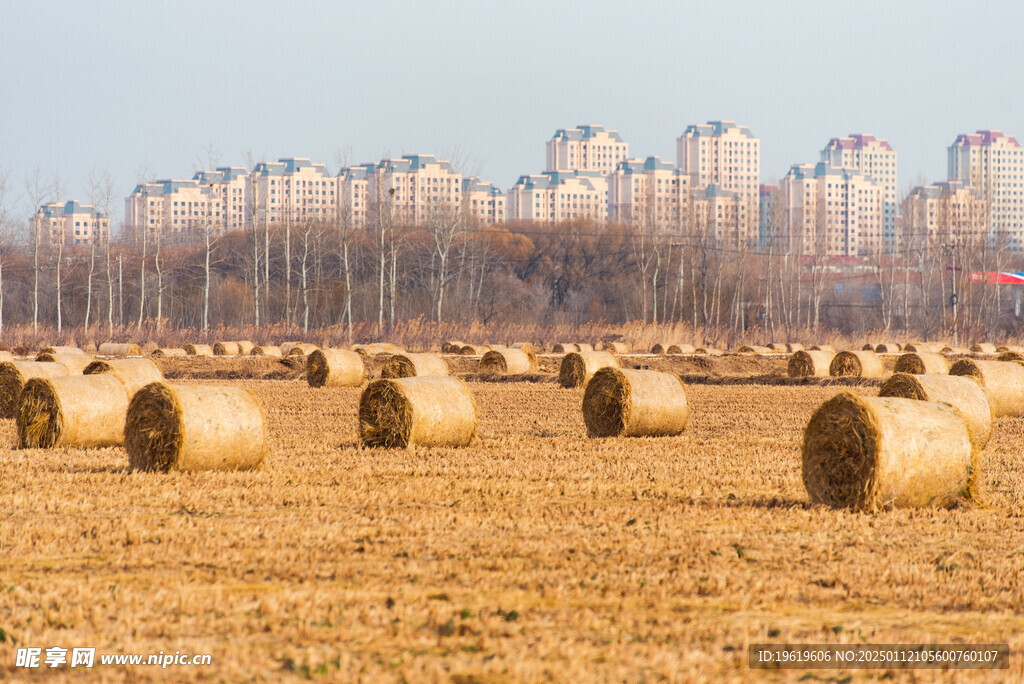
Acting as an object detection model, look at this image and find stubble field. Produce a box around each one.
[1,357,1023,682]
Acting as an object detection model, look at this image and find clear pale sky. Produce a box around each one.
[1,0,1020,224]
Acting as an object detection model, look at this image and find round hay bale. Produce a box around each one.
[306,349,365,388]
[511,342,536,355]
[380,353,449,379]
[998,351,1024,363]
[35,351,92,374]
[950,358,1024,417]
[666,344,695,355]
[359,375,476,448]
[559,351,619,388]
[576,343,594,353]
[810,344,835,353]
[151,348,187,358]
[287,343,319,357]
[0,361,70,419]
[250,345,282,357]
[553,343,579,354]
[893,352,950,375]
[942,346,969,354]
[879,373,992,450]
[787,350,835,378]
[767,343,787,352]
[997,345,1024,354]
[39,345,85,355]
[236,341,255,355]
[459,344,489,356]
[184,344,213,356]
[0,351,13,364]
[903,342,940,353]
[479,348,536,375]
[874,343,901,353]
[971,343,997,354]
[582,368,689,438]
[125,383,268,472]
[441,341,465,354]
[829,350,885,378]
[213,341,241,356]
[738,345,772,354]
[84,358,164,397]
[785,343,805,353]
[98,342,142,357]
[279,342,300,355]
[862,343,876,351]
[17,374,129,448]
[802,392,975,510]
[694,347,723,356]
[650,342,671,354]
[602,342,629,354]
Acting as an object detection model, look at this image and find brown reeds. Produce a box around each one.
[358,376,477,448]
[893,352,950,375]
[17,374,130,448]
[479,348,536,375]
[582,367,690,438]
[84,358,164,396]
[879,373,993,450]
[949,358,1024,417]
[829,350,885,378]
[306,349,365,388]
[380,353,449,379]
[787,350,835,378]
[559,351,618,388]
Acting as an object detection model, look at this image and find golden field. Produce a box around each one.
[0,355,1022,682]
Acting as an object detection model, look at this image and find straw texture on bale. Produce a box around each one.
[279,342,300,355]
[695,347,723,355]
[942,346,970,354]
[151,348,187,358]
[666,344,695,355]
[997,345,1024,354]
[874,343,901,353]
[250,345,282,357]
[359,375,476,448]
[950,358,1024,417]
[511,342,536,355]
[862,343,876,351]
[460,344,490,355]
[902,342,938,353]
[997,351,1024,363]
[738,345,772,354]
[971,343,998,354]
[306,349,365,388]
[829,350,885,378]
[559,351,619,388]
[650,343,672,354]
[441,341,465,354]
[40,346,85,355]
[35,351,92,374]
[879,373,992,450]
[213,341,241,356]
[479,348,536,375]
[582,367,690,438]
[893,352,950,375]
[17,374,129,449]
[810,344,835,353]
[576,343,594,353]
[802,392,975,511]
[553,343,579,354]
[0,361,70,418]
[0,351,13,364]
[287,343,319,356]
[184,344,214,356]
[601,342,629,354]
[785,343,806,352]
[84,358,164,396]
[380,353,448,379]
[99,342,143,357]
[787,350,835,378]
[125,383,268,472]
[235,341,255,355]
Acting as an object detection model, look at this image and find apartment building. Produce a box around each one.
[248,157,338,226]
[758,184,779,247]
[608,156,692,229]
[462,176,506,224]
[506,170,609,222]
[948,129,1024,248]
[546,124,629,175]
[821,134,898,246]
[32,200,110,247]
[193,166,249,230]
[124,179,221,244]
[905,180,987,243]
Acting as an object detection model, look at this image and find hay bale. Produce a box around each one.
[251,345,282,357]
[829,350,885,378]
[306,349,365,388]
[650,342,671,354]
[35,351,92,374]
[787,350,835,378]
[879,373,993,450]
[602,342,629,354]
[479,348,536,375]
[460,344,489,355]
[785,343,805,353]
[98,342,142,357]
[151,348,187,358]
[213,341,241,356]
[359,375,476,448]
[0,361,70,419]
[971,343,998,354]
[559,351,619,388]
[236,341,255,355]
[903,342,940,353]
[666,343,695,355]
[893,352,950,375]
[576,343,595,353]
[802,392,975,511]
[810,344,835,353]
[0,351,12,364]
[738,345,772,354]
[511,342,536,355]
[287,343,319,357]
[862,343,876,351]
[125,383,268,471]
[39,345,85,355]
[582,368,689,438]
[694,347,723,356]
[184,344,213,356]
[279,342,300,355]
[998,351,1024,363]
[17,374,129,448]
[997,345,1024,354]
[441,341,465,354]
[942,346,970,354]
[380,353,449,379]
[874,343,900,353]
[553,343,579,354]
[950,358,1024,417]
[84,358,164,397]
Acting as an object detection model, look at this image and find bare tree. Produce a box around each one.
[0,169,9,337]
[24,167,50,333]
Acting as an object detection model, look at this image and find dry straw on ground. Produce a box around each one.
[971,343,998,354]
[559,351,618,388]
[125,383,268,472]
[879,372,993,450]
[250,345,282,357]
[829,350,885,378]
[306,349,365,388]
[0,361,69,418]
[17,374,129,448]
[787,350,835,378]
[34,351,92,374]
[151,348,187,358]
[184,344,214,356]
[479,348,536,375]
[950,358,1024,417]
[380,353,448,379]
[359,375,476,448]
[98,342,143,357]
[802,392,975,511]
[83,358,164,396]
[582,367,690,438]
[893,352,950,375]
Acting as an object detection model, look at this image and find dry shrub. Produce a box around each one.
[829,350,885,378]
[185,344,214,356]
[971,343,997,354]
[359,376,476,448]
[879,373,992,450]
[582,367,689,438]
[810,344,835,353]
[306,349,365,388]
[559,351,618,388]
[125,383,268,472]
[553,343,579,354]
[667,344,695,355]
[99,342,143,357]
[893,352,950,375]
[0,361,69,418]
[17,374,129,448]
[460,344,489,355]
[441,341,465,354]
[35,351,92,374]
[738,345,772,354]
[787,350,835,378]
[151,348,187,358]
[213,341,241,356]
[84,358,164,396]
[287,343,319,357]
[802,392,975,511]
[380,353,448,379]
[874,343,900,353]
[251,345,282,357]
[949,358,1024,417]
[479,348,536,375]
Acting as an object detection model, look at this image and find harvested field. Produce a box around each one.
[2,367,1024,680]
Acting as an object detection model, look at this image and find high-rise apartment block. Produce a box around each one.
[193,167,249,230]
[124,179,221,244]
[608,156,691,228]
[462,176,506,224]
[947,130,1024,248]
[821,134,898,246]
[32,200,110,246]
[905,180,986,243]
[546,125,629,175]
[506,171,609,222]
[248,158,337,226]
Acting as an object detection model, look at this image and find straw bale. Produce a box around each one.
[997,345,1024,354]
[39,346,85,355]
[151,348,187,358]
[441,341,465,354]
[942,346,970,354]
[874,343,901,353]
[98,342,143,357]
[694,347,723,356]
[479,348,536,375]
[250,345,281,356]
[802,392,975,511]
[184,344,214,356]
[17,374,129,448]
[235,341,255,355]
[785,343,805,352]
[601,342,629,354]
[306,349,365,388]
[84,358,164,396]
[125,383,267,472]
[903,342,941,353]
[997,351,1024,363]
[460,344,490,355]
[576,343,594,353]
[513,342,540,355]
[35,351,92,374]
[559,351,619,388]
[949,358,1024,417]
[553,343,579,354]
[0,361,69,419]
[787,350,835,378]
[650,342,671,354]
[829,350,885,378]
[582,367,689,438]
[810,344,835,353]
[359,375,476,448]
[666,344,695,355]
[862,343,877,351]
[380,353,449,379]
[971,343,998,354]
[0,351,12,363]
[893,352,950,375]
[213,341,241,356]
[879,373,992,450]
[287,343,319,357]
[738,345,772,354]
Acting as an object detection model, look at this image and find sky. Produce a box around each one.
[1,0,1021,224]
